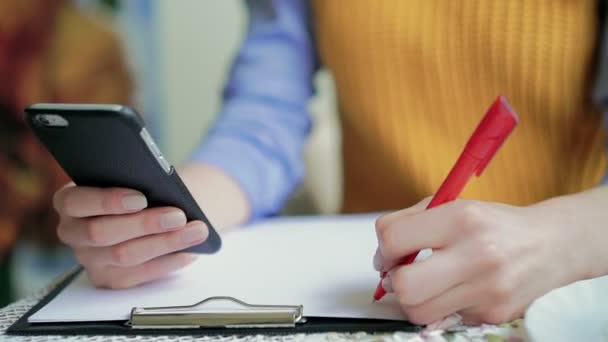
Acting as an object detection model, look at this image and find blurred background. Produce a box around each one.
[0,0,341,306]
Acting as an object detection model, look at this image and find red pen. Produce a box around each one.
[373,96,519,301]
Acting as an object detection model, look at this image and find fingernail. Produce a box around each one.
[382,274,393,293]
[182,223,207,245]
[179,253,198,267]
[425,314,463,332]
[160,211,187,229]
[122,194,147,211]
[373,250,383,271]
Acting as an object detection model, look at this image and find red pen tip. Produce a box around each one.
[373,281,386,301]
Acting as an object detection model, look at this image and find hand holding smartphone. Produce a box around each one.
[25,103,221,288]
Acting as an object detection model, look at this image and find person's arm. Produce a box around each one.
[52,0,318,289]
[545,185,608,280]
[373,185,608,325]
[185,0,319,231]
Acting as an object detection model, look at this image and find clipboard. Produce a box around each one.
[7,268,419,336]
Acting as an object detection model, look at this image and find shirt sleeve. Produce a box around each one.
[190,0,319,221]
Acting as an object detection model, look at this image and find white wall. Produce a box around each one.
[156,0,342,214]
[157,0,245,163]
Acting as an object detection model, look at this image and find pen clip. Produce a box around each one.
[467,96,519,176]
[475,137,501,176]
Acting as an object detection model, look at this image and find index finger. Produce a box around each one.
[376,200,475,270]
[375,197,432,232]
[54,185,148,218]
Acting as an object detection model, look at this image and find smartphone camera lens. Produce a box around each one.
[36,114,68,127]
[37,115,51,125]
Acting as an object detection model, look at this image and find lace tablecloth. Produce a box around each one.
[0,279,527,342]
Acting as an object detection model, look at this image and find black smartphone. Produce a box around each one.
[24,103,221,254]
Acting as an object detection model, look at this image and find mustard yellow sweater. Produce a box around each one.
[312,0,607,212]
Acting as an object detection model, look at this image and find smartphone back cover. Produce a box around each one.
[25,105,221,254]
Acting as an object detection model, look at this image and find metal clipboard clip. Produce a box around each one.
[127,296,305,329]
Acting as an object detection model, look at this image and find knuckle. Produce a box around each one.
[479,241,508,269]
[377,227,398,260]
[110,244,134,267]
[141,210,162,235]
[168,230,187,251]
[456,202,488,235]
[139,259,158,277]
[375,215,391,236]
[84,219,106,246]
[101,190,120,214]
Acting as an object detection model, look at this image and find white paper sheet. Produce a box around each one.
[29,214,405,323]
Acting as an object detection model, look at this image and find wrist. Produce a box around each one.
[527,193,602,283]
[178,162,251,232]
